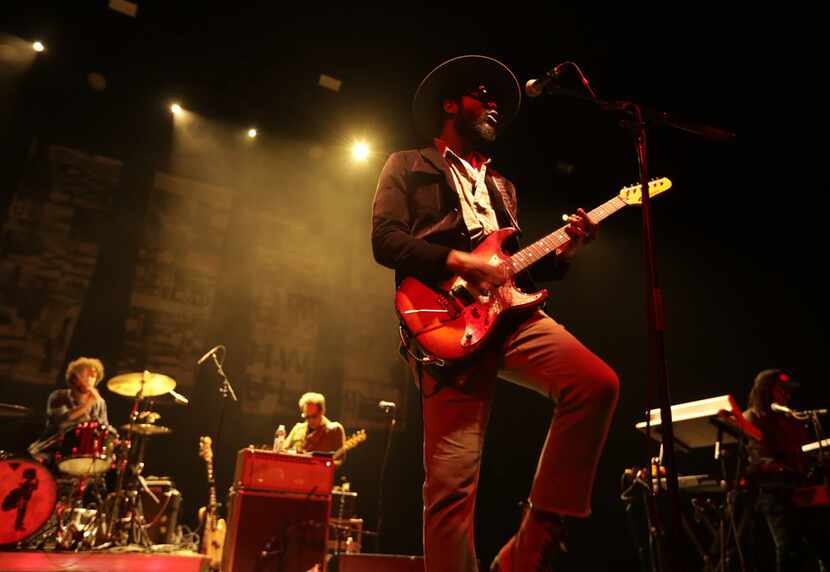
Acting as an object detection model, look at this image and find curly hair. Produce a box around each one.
[65,357,105,387]
[298,392,326,414]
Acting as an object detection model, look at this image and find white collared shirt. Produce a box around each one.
[436,141,500,241]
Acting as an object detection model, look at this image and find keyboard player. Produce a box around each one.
[743,369,828,571]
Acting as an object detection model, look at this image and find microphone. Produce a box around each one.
[197,344,224,365]
[771,403,794,416]
[378,400,396,410]
[771,403,828,416]
[525,63,566,98]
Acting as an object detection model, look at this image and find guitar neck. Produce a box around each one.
[508,195,627,274]
[333,433,365,460]
[206,460,217,515]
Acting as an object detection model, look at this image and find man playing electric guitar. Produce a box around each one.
[279,392,348,466]
[371,55,620,572]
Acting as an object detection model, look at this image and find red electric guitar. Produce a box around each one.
[395,178,672,363]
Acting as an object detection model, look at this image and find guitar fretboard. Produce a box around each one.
[507,196,628,274]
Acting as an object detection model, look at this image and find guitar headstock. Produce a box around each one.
[199,435,213,463]
[343,429,367,451]
[618,177,672,206]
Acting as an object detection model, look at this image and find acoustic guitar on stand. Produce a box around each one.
[198,436,226,569]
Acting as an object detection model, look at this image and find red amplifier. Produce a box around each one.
[232,448,335,494]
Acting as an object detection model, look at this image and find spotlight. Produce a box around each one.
[32,41,45,53]
[352,141,369,162]
[247,128,257,139]
[170,103,182,115]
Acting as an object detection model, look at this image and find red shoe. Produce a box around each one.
[490,505,564,572]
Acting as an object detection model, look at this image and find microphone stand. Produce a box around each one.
[540,77,734,571]
[375,404,396,552]
[203,347,237,518]
[807,409,826,470]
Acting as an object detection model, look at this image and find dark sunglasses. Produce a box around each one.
[464,85,498,105]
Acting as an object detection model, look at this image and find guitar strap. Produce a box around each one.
[486,173,520,232]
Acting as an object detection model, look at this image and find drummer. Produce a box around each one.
[45,357,108,436]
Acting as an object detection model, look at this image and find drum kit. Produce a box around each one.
[0,370,182,550]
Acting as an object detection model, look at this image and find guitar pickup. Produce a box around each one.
[449,284,476,306]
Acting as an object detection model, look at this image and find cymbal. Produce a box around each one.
[0,403,32,418]
[107,371,176,397]
[121,423,172,436]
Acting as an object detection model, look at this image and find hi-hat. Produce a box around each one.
[0,403,32,418]
[120,423,172,436]
[107,371,176,397]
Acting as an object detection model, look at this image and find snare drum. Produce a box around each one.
[55,422,119,476]
[0,457,57,545]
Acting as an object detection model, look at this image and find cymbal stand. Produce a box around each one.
[103,372,152,546]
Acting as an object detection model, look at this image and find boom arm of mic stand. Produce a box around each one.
[542,87,736,143]
[212,352,237,402]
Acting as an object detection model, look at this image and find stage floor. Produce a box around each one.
[0,550,210,571]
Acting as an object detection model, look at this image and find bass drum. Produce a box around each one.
[0,457,57,545]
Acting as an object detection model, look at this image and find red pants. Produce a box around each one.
[412,310,619,572]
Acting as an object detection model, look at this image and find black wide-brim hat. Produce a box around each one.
[412,54,522,140]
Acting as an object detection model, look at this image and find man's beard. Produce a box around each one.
[456,111,497,146]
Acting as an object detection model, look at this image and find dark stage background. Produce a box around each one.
[1,3,825,570]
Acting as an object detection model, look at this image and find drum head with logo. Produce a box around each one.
[0,458,57,545]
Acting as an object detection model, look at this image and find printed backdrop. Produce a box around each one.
[0,145,120,385]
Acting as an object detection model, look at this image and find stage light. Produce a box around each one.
[170,103,182,115]
[318,74,342,93]
[247,128,257,139]
[352,141,369,162]
[32,41,45,53]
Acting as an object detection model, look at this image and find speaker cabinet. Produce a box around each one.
[222,488,330,572]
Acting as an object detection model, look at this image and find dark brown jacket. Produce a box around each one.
[371,145,568,289]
